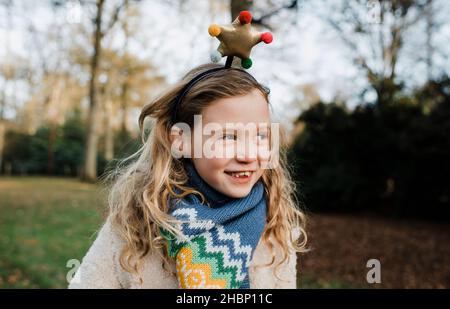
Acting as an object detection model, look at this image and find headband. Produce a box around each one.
[171,11,273,125]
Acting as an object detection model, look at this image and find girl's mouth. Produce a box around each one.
[224,171,254,184]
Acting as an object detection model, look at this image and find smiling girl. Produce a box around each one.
[68,63,307,289]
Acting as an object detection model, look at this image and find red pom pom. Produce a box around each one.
[239,11,252,24]
[261,32,273,44]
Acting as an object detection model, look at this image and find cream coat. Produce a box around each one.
[68,219,299,289]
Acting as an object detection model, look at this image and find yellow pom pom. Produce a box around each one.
[208,24,221,37]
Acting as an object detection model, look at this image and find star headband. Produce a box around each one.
[171,11,273,124]
[209,10,273,69]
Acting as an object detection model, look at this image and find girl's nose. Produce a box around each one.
[235,140,258,162]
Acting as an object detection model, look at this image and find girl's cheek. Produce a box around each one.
[223,141,237,159]
[257,143,271,168]
[208,140,235,159]
[257,142,271,159]
[205,158,229,171]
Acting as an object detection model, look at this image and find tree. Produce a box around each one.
[97,48,164,161]
[313,0,436,105]
[82,0,130,182]
[22,6,84,174]
[0,0,13,173]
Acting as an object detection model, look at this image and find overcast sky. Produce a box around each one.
[1,0,449,130]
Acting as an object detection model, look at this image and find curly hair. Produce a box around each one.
[104,63,308,283]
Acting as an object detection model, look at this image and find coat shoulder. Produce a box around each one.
[248,227,300,289]
[68,218,125,288]
[69,218,178,289]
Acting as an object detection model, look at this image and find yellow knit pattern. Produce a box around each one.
[176,247,228,289]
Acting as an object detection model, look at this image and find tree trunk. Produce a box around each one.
[121,81,128,133]
[84,98,101,180]
[0,87,5,174]
[0,121,4,174]
[47,123,57,175]
[425,0,434,80]
[82,0,105,182]
[105,100,114,161]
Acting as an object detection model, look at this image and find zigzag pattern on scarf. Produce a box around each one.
[164,210,252,288]
[173,208,251,268]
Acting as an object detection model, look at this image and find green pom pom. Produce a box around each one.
[241,58,252,69]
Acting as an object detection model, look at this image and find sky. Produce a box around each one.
[1,0,449,132]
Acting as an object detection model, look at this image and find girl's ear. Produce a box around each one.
[170,124,192,159]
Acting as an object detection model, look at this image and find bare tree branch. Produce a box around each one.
[102,1,127,38]
[252,0,298,28]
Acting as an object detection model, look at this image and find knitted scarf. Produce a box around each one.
[161,161,267,289]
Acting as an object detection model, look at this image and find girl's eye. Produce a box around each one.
[257,133,268,141]
[222,134,237,141]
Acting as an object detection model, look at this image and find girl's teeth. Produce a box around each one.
[230,171,251,177]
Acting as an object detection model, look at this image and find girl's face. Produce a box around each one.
[191,88,271,198]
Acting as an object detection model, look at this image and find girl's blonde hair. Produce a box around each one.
[106,63,307,281]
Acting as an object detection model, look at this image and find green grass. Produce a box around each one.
[0,177,356,289]
[0,177,106,288]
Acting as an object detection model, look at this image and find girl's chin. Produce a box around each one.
[220,185,252,199]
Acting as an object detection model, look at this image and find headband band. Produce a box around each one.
[171,66,260,124]
[171,67,226,124]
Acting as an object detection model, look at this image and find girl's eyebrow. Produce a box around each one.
[258,124,270,131]
[216,123,272,133]
[220,128,236,134]
[232,126,272,136]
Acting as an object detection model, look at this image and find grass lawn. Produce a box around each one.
[0,177,106,288]
[0,177,359,289]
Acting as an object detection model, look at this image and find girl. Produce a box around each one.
[68,63,307,289]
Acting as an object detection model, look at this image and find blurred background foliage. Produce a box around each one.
[289,76,450,220]
[0,0,449,289]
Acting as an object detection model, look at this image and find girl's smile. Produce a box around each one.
[190,88,271,198]
[224,170,255,184]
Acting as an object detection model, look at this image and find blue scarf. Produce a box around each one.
[162,160,267,289]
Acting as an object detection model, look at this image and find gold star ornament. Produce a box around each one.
[208,11,273,69]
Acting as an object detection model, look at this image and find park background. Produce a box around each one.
[0,0,449,288]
